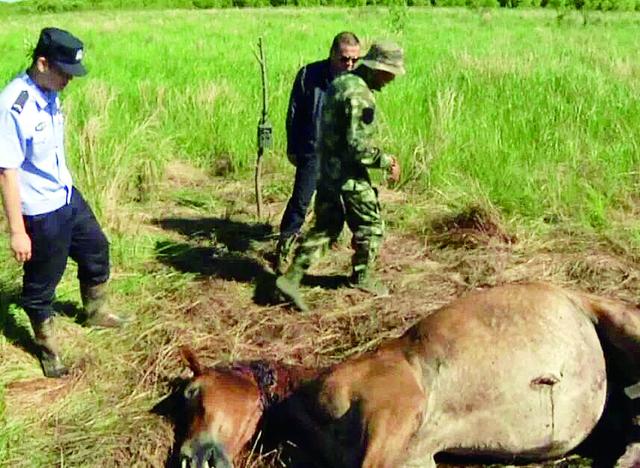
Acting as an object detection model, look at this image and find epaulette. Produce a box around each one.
[11,90,29,114]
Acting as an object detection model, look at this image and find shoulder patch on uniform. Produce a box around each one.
[362,107,375,124]
[11,90,29,114]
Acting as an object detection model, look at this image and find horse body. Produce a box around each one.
[403,283,607,465]
[177,282,640,468]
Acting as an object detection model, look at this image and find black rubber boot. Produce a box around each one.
[80,282,129,328]
[348,269,389,297]
[31,317,69,378]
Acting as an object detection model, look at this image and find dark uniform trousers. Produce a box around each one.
[279,152,319,239]
[22,188,109,322]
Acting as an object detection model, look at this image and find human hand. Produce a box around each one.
[388,156,401,184]
[10,232,31,262]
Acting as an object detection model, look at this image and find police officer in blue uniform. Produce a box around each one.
[275,32,361,274]
[0,28,127,378]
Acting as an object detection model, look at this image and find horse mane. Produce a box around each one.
[229,360,326,408]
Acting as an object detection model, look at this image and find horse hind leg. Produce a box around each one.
[578,292,640,381]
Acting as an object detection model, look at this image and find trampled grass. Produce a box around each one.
[0,6,640,468]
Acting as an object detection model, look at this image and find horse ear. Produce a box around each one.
[180,345,203,377]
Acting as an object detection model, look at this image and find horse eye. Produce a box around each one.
[184,382,201,401]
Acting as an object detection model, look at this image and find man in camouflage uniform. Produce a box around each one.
[275,41,404,312]
[275,32,361,274]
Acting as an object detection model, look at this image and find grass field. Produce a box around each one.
[1,6,640,468]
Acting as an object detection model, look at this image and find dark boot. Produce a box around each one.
[30,317,68,378]
[274,234,297,275]
[348,268,389,297]
[80,282,129,328]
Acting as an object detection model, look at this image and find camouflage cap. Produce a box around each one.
[357,40,405,76]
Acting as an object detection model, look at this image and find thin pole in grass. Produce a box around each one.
[254,37,272,221]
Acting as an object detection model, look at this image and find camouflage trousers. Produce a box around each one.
[287,179,383,278]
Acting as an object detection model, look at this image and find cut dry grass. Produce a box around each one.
[3,161,640,466]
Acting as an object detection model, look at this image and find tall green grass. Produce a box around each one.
[1,8,638,236]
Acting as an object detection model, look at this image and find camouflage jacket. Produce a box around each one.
[316,72,393,192]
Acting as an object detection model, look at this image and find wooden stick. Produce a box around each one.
[254,36,270,220]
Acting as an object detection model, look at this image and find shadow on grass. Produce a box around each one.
[52,300,83,321]
[153,217,273,252]
[155,241,349,310]
[0,285,87,360]
[253,270,279,306]
[156,241,267,283]
[150,377,190,468]
[302,274,349,290]
[155,217,353,307]
[0,285,37,356]
[155,216,278,295]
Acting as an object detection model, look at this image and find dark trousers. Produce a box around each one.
[279,153,318,239]
[22,188,110,322]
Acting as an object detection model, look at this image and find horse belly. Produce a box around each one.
[413,305,607,461]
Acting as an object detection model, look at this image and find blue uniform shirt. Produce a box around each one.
[0,73,73,216]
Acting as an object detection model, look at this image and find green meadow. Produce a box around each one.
[1,8,639,232]
[0,6,639,467]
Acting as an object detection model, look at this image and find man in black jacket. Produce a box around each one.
[275,32,361,273]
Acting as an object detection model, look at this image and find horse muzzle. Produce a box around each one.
[180,438,233,468]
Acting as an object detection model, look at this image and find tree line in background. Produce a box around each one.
[2,0,639,13]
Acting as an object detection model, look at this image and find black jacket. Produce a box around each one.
[286,59,334,158]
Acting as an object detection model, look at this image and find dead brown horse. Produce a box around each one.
[177,282,640,468]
